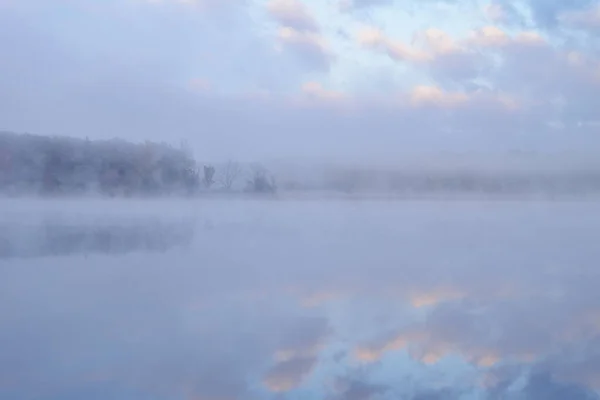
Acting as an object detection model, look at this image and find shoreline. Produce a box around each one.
[1,191,600,203]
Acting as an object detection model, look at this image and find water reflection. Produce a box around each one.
[1,200,600,399]
[0,211,195,258]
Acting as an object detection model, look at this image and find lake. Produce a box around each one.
[1,198,600,400]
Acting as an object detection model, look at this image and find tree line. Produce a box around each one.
[0,132,276,196]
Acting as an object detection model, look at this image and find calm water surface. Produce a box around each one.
[1,199,600,400]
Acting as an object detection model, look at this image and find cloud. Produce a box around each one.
[2,0,600,163]
[357,26,486,85]
[408,287,466,308]
[524,0,597,30]
[0,242,333,399]
[4,200,600,399]
[355,334,409,362]
[358,25,549,87]
[301,81,346,101]
[483,1,528,27]
[189,78,212,92]
[143,0,240,11]
[267,0,319,32]
[485,0,600,34]
[276,27,335,71]
[521,372,600,400]
[357,26,430,63]
[263,356,318,392]
[330,378,389,400]
[338,0,394,13]
[262,316,331,392]
[408,387,465,400]
[483,3,507,22]
[559,4,600,33]
[357,23,600,132]
[352,273,600,384]
[264,0,334,72]
[409,85,469,107]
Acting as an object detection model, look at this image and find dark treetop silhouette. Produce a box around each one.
[0,131,200,196]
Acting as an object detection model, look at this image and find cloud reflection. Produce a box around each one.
[2,199,600,399]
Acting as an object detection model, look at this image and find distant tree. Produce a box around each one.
[219,160,241,190]
[330,170,359,194]
[41,150,63,194]
[183,165,200,194]
[203,165,215,188]
[0,132,202,196]
[0,148,11,188]
[246,165,276,193]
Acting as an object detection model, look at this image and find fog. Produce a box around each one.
[0,212,194,259]
[3,0,600,398]
[4,131,600,199]
[2,0,600,161]
[2,199,600,399]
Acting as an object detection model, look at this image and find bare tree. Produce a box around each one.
[246,164,276,193]
[203,165,215,188]
[219,160,241,190]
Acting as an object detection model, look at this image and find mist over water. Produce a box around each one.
[0,214,194,259]
[2,0,600,397]
[2,198,600,399]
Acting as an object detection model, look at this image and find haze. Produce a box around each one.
[2,0,600,163]
[2,1,600,400]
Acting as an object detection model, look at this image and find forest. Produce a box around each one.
[3,131,600,198]
[0,131,275,196]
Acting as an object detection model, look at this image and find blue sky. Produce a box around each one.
[1,0,599,161]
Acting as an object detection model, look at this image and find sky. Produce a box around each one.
[1,0,600,162]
